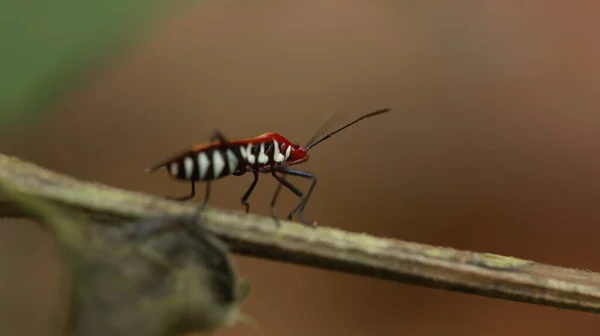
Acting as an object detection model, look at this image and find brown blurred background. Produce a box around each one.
[2,0,600,335]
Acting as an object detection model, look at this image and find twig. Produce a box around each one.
[1,153,600,314]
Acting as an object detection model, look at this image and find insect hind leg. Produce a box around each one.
[168,181,196,201]
[203,130,231,207]
[170,130,225,205]
[201,181,211,208]
[163,130,228,206]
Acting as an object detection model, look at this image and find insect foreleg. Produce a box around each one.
[270,168,317,227]
[270,171,302,226]
[276,167,317,227]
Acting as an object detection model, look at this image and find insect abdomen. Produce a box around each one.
[167,146,246,181]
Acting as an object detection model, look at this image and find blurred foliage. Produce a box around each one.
[0,0,193,135]
[0,183,252,336]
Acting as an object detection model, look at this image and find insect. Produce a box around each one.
[146,107,391,227]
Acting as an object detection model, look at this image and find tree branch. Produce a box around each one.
[1,153,600,314]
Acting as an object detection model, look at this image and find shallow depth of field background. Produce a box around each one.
[2,1,600,335]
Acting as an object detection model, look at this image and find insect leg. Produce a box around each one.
[270,170,316,227]
[270,171,303,225]
[209,130,229,143]
[276,167,317,227]
[241,171,259,213]
[168,181,196,201]
[193,130,226,209]
[159,131,228,203]
[201,181,211,209]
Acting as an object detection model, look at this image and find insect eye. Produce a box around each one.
[293,142,300,149]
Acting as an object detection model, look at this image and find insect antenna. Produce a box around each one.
[305,108,391,151]
[303,110,342,148]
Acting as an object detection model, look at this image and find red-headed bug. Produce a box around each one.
[146,108,391,227]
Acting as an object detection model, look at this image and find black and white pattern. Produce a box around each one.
[167,139,293,182]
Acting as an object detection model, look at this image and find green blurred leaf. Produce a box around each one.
[0,0,193,134]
